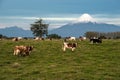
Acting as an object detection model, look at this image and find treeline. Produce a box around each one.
[0,34,8,39]
[85,31,120,39]
[0,31,120,39]
[0,33,61,39]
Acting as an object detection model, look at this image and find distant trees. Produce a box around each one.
[0,34,7,39]
[30,19,49,37]
[85,32,99,38]
[85,31,120,39]
[0,34,3,38]
[47,34,61,39]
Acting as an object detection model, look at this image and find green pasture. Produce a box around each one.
[0,39,120,80]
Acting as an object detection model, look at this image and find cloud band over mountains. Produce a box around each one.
[0,14,120,30]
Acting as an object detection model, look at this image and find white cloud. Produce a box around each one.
[0,22,31,30]
[0,16,76,21]
[0,16,77,30]
[42,17,76,21]
[95,18,120,25]
[0,16,39,20]
[0,14,120,30]
[48,23,67,30]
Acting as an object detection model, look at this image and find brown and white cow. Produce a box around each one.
[12,37,23,41]
[12,38,18,41]
[13,45,33,56]
[62,42,77,51]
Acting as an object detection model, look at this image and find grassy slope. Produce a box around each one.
[0,39,120,80]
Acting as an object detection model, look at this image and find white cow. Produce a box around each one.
[79,36,87,41]
[69,37,76,41]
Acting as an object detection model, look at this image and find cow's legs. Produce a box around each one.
[63,47,66,51]
[13,49,20,55]
[72,48,75,51]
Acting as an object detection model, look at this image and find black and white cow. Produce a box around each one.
[90,38,102,44]
[62,42,77,51]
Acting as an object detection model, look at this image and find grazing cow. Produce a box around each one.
[17,37,23,40]
[62,42,77,51]
[12,37,23,41]
[90,38,102,44]
[34,37,40,40]
[79,36,87,41]
[34,37,44,40]
[64,37,76,41]
[69,37,76,41]
[13,45,33,56]
[12,38,18,41]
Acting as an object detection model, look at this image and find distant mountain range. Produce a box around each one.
[0,22,120,37]
[0,26,33,37]
[49,22,120,37]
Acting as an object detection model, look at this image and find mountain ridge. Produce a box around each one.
[0,26,33,37]
[49,22,120,37]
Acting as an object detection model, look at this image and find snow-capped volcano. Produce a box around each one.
[77,13,95,23]
[49,13,120,37]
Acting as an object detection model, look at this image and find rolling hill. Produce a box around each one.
[0,26,33,37]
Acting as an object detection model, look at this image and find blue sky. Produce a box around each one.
[0,0,120,30]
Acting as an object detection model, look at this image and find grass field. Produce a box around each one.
[0,39,120,80]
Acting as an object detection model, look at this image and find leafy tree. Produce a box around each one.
[30,19,49,37]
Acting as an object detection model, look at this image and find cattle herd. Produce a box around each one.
[10,36,102,56]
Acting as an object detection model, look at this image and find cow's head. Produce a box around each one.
[27,46,33,51]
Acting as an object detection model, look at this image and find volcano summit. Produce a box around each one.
[76,13,95,23]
